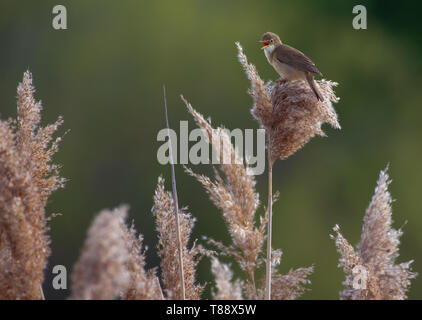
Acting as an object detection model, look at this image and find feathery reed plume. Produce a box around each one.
[268,79,340,161]
[70,205,130,300]
[121,222,163,300]
[254,250,314,300]
[0,71,65,299]
[183,98,312,299]
[236,42,341,162]
[211,257,243,300]
[163,84,186,299]
[266,266,314,300]
[331,167,417,299]
[237,41,339,299]
[152,176,203,299]
[182,97,263,298]
[254,249,313,300]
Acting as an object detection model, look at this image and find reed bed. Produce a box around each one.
[0,56,416,299]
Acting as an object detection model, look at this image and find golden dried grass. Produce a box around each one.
[0,65,416,301]
[0,71,64,299]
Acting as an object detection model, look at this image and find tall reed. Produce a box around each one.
[236,42,340,299]
[0,68,416,301]
[183,96,314,299]
[0,71,65,299]
[163,84,185,299]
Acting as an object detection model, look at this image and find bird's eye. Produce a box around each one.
[270,39,273,43]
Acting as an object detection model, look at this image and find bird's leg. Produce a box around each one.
[276,78,288,85]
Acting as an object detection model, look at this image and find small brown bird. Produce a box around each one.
[260,32,324,101]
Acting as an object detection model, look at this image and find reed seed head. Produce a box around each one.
[236,42,340,163]
[0,71,64,299]
[332,167,417,300]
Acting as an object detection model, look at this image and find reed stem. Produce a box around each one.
[265,134,273,300]
[163,85,186,300]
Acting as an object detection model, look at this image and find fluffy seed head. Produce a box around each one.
[0,71,64,299]
[70,206,130,300]
[236,42,340,163]
[332,168,417,300]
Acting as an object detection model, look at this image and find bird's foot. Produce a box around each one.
[276,78,289,84]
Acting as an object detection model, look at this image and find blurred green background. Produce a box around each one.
[1,0,421,299]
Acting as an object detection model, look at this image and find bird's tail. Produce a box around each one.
[306,72,324,102]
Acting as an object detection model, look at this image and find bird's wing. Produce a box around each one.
[276,44,322,76]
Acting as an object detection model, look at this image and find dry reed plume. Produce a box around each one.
[268,263,315,300]
[236,42,341,162]
[70,176,202,300]
[236,42,340,299]
[211,257,243,300]
[122,220,163,300]
[70,206,130,300]
[0,71,65,299]
[183,97,313,300]
[70,205,163,300]
[152,176,203,299]
[332,167,417,299]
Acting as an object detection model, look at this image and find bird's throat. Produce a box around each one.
[263,45,275,63]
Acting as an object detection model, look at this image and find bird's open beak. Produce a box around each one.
[260,41,269,50]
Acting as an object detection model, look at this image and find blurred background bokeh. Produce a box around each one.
[1,0,421,299]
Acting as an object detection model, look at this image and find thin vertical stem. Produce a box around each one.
[163,85,186,300]
[265,134,273,300]
[40,285,45,300]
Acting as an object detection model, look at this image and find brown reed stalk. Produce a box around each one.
[332,167,417,300]
[0,71,65,299]
[163,84,185,300]
[183,97,313,300]
[265,132,273,299]
[236,42,340,299]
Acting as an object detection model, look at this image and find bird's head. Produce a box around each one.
[260,32,282,52]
